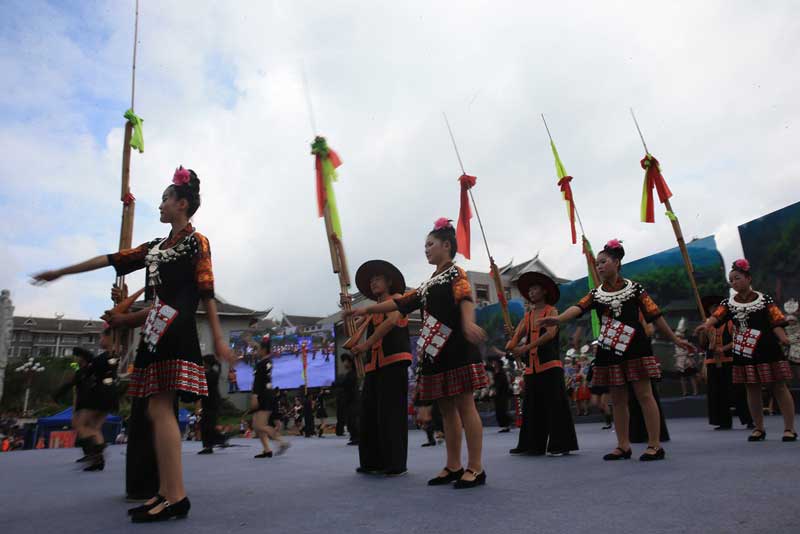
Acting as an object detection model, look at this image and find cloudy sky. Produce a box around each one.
[1,0,798,321]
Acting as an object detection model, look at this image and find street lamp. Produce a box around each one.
[15,358,45,416]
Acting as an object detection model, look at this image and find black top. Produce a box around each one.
[365,312,412,371]
[395,264,481,375]
[576,279,662,365]
[252,358,273,397]
[334,369,359,406]
[712,292,788,365]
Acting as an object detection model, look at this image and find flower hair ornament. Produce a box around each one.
[433,217,453,231]
[605,238,623,249]
[173,165,191,186]
[731,258,751,273]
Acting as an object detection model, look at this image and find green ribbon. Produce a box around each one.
[124,109,144,153]
[665,210,677,221]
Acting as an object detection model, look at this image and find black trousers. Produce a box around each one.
[200,405,224,448]
[707,363,753,427]
[494,394,511,428]
[629,380,670,443]
[336,400,347,436]
[125,397,159,499]
[359,364,409,471]
[516,369,579,454]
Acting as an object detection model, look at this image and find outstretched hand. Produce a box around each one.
[31,270,62,285]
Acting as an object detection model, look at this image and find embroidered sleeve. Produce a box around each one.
[193,233,215,300]
[576,291,595,315]
[394,289,422,315]
[452,268,473,304]
[712,300,730,323]
[107,240,156,276]
[637,289,662,322]
[765,295,788,327]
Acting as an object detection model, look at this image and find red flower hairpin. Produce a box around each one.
[606,238,623,249]
[173,166,191,186]
[733,258,750,272]
[433,217,453,230]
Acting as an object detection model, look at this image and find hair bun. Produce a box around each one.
[602,239,625,260]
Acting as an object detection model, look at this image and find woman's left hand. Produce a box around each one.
[463,321,487,345]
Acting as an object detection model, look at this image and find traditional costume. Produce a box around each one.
[355,260,412,475]
[506,272,578,455]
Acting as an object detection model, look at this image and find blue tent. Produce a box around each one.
[34,408,122,449]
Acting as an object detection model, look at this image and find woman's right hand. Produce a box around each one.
[30,269,63,285]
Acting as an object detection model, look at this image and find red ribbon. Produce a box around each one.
[456,174,476,260]
[315,148,342,217]
[640,155,673,223]
[558,176,577,244]
[122,192,136,206]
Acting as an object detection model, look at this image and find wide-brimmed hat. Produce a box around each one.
[701,295,724,313]
[516,271,560,305]
[355,260,406,301]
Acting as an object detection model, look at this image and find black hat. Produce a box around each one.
[355,260,406,301]
[517,272,560,306]
[701,295,724,313]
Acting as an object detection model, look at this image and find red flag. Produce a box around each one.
[456,174,476,259]
[640,154,673,223]
[558,175,577,244]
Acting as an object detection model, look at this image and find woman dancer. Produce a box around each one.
[506,272,578,456]
[347,218,488,488]
[695,259,795,441]
[251,336,290,458]
[34,166,233,521]
[540,240,692,461]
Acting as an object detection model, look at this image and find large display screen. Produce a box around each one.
[228,325,337,391]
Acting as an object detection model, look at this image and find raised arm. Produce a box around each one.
[531,308,560,347]
[352,311,403,355]
[539,305,583,327]
[345,299,399,319]
[31,255,110,284]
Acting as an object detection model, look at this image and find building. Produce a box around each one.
[277,314,327,336]
[9,315,105,360]
[466,254,569,308]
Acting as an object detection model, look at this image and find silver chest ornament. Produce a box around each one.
[595,280,637,318]
[144,233,197,287]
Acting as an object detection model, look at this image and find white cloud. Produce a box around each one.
[1,0,799,319]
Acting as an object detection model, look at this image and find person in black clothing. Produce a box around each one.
[251,336,289,458]
[506,272,578,456]
[333,355,360,445]
[351,259,413,476]
[302,393,315,437]
[491,359,512,433]
[198,354,227,454]
[314,389,329,437]
[422,401,444,447]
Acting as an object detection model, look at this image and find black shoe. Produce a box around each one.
[639,447,666,462]
[128,495,164,516]
[714,425,732,431]
[347,441,359,446]
[254,451,273,458]
[75,455,90,463]
[601,424,613,430]
[508,447,529,455]
[131,497,191,523]
[782,430,798,442]
[83,458,105,471]
[421,441,436,447]
[603,448,632,461]
[427,467,464,486]
[197,448,214,455]
[385,469,408,477]
[453,469,486,489]
[356,467,384,475]
[497,428,510,433]
[748,429,766,442]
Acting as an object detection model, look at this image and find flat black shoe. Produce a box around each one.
[128,495,164,516]
[356,467,383,475]
[131,497,190,523]
[427,467,464,486]
[254,451,273,458]
[498,428,510,433]
[83,458,105,471]
[748,429,766,442]
[639,447,666,461]
[384,469,408,477]
[508,447,529,455]
[421,441,436,447]
[75,455,90,463]
[347,441,359,446]
[603,448,632,461]
[601,424,613,430]
[197,448,213,455]
[453,469,486,489]
[782,430,798,442]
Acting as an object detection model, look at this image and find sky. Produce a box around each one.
[0,0,798,321]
